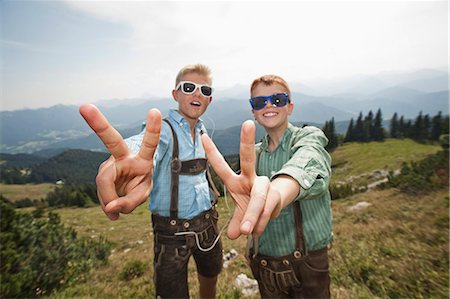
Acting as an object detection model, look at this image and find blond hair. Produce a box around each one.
[250,74,291,100]
[175,64,212,87]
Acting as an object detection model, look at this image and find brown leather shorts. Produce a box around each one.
[248,247,330,298]
[151,208,223,298]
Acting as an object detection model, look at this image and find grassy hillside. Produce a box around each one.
[0,183,55,201]
[0,153,46,167]
[3,139,447,298]
[50,189,448,298]
[331,138,441,186]
[331,189,448,298]
[29,149,109,184]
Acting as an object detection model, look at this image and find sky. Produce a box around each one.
[1,0,448,111]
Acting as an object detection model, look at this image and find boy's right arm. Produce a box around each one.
[79,104,162,220]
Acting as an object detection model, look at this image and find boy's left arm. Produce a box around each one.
[270,127,332,213]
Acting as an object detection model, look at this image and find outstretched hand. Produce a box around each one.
[201,120,281,239]
[79,104,162,220]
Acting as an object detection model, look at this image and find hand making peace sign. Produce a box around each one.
[201,120,282,240]
[79,104,162,220]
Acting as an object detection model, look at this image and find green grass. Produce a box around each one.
[53,201,252,298]
[330,189,449,298]
[331,139,441,185]
[4,139,448,298]
[0,183,56,201]
[49,188,449,298]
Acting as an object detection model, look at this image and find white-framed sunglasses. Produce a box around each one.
[175,81,213,97]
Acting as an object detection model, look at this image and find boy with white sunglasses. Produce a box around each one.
[80,64,222,298]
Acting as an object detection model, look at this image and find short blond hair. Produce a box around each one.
[175,64,212,87]
[250,74,291,100]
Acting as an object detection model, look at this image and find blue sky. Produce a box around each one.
[1,0,448,111]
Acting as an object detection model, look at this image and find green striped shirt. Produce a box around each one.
[256,123,333,257]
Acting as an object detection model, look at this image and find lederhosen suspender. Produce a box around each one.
[256,145,308,258]
[163,119,219,219]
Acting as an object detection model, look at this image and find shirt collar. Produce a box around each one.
[168,109,204,129]
[260,123,294,152]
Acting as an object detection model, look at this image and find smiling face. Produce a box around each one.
[251,82,293,132]
[172,72,212,126]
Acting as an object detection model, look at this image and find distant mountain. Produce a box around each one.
[32,148,70,158]
[291,101,355,123]
[304,68,448,95]
[311,89,448,119]
[29,149,110,184]
[370,86,424,102]
[0,68,447,154]
[378,69,448,92]
[0,153,46,168]
[0,105,87,147]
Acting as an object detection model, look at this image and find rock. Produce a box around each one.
[348,201,372,212]
[234,273,259,297]
[223,248,238,268]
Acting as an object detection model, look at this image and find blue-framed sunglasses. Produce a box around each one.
[249,93,290,110]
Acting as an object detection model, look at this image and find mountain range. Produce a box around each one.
[1,68,448,155]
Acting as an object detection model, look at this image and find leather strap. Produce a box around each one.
[180,158,208,175]
[164,119,180,219]
[256,143,308,257]
[163,119,219,219]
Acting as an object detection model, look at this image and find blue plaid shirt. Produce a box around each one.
[125,109,213,219]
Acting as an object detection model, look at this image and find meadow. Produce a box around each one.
[47,187,449,298]
[3,139,448,298]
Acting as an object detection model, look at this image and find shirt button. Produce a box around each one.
[303,179,311,188]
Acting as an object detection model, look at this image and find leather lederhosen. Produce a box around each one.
[151,120,223,298]
[246,147,330,298]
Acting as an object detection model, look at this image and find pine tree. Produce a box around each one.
[422,114,431,140]
[430,111,443,140]
[373,109,385,141]
[354,112,365,141]
[345,118,354,142]
[363,111,373,141]
[442,115,449,135]
[322,117,338,151]
[405,120,413,139]
[390,112,399,138]
[398,116,405,138]
[413,111,424,140]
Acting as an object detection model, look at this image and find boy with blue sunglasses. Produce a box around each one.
[202,74,333,298]
[80,64,222,298]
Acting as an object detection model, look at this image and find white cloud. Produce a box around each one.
[3,0,448,110]
[65,1,448,84]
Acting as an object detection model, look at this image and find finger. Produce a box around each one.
[97,188,120,220]
[227,208,244,240]
[79,104,129,160]
[201,133,236,184]
[239,120,256,177]
[97,186,120,220]
[253,187,281,236]
[105,174,152,214]
[104,182,150,215]
[138,109,162,161]
[240,176,270,235]
[95,156,121,220]
[96,158,120,208]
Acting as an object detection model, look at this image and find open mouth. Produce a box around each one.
[191,101,201,107]
[263,112,278,117]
